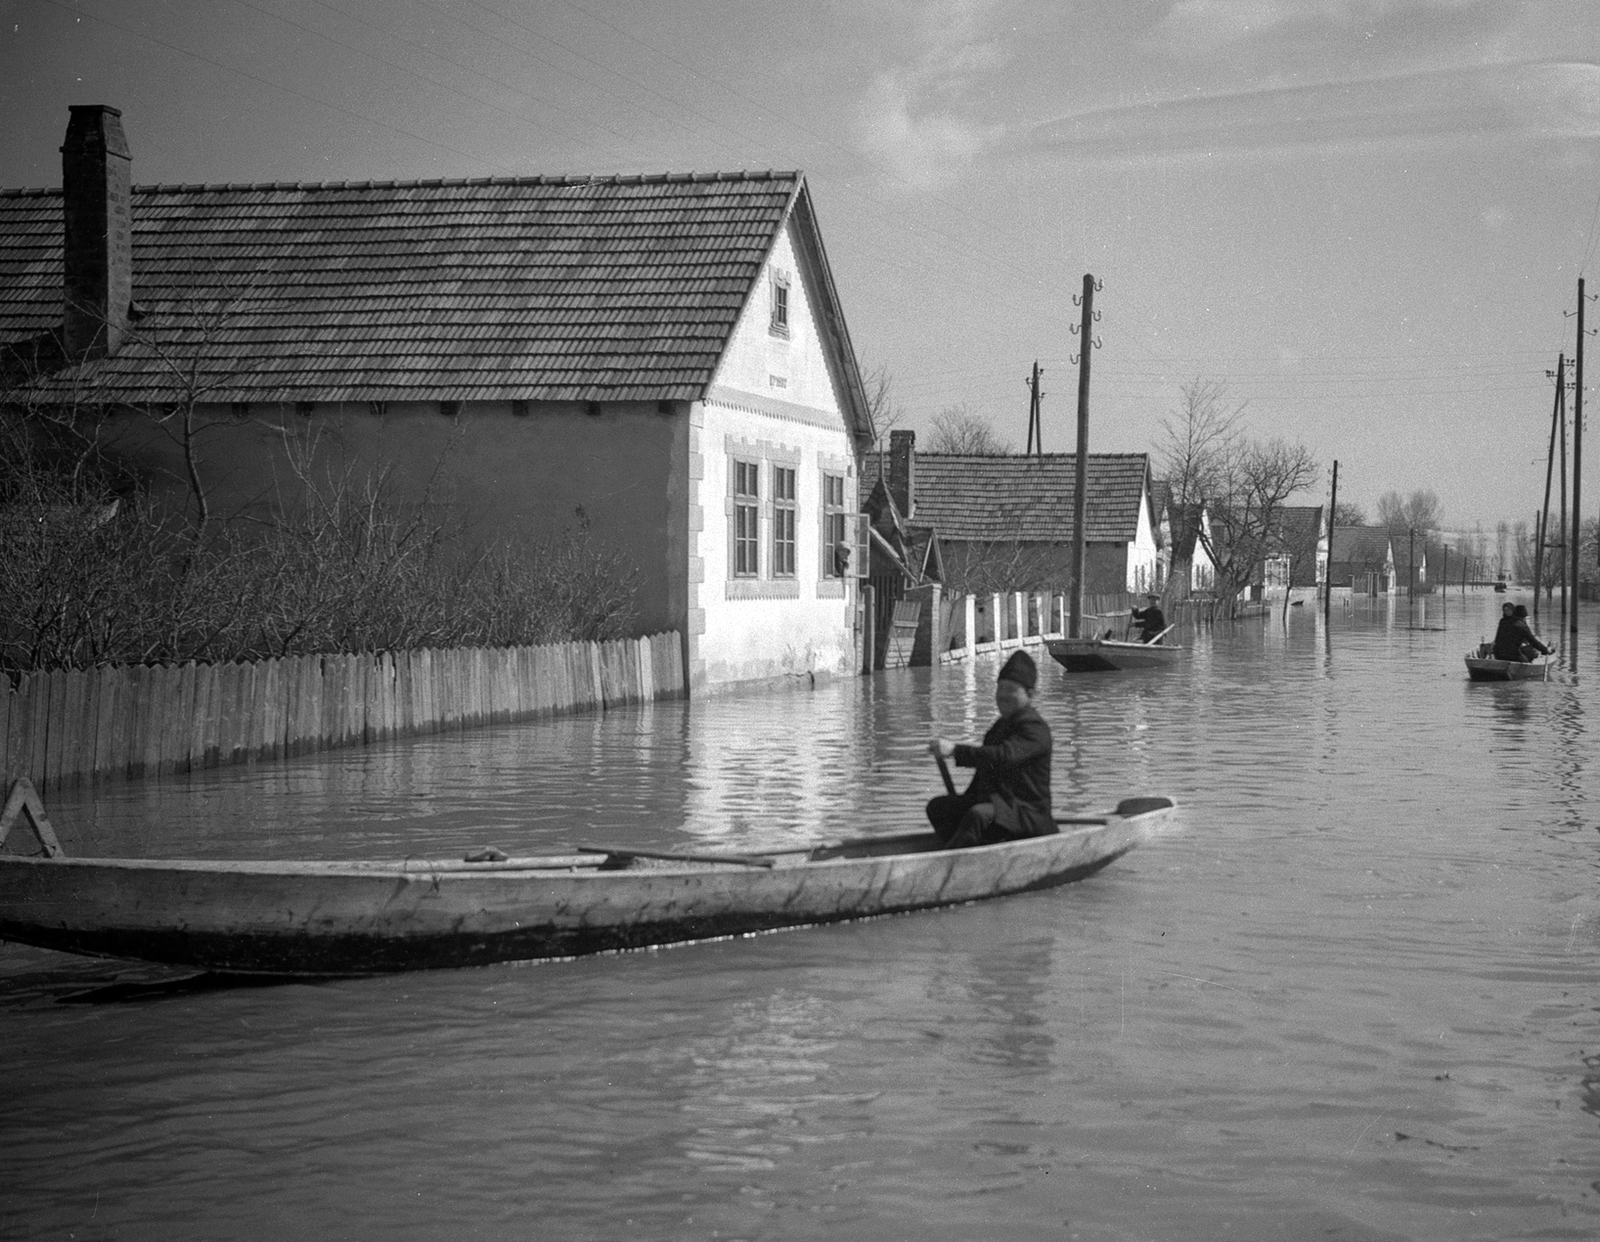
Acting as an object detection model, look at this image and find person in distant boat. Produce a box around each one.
[1511,604,1553,662]
[1130,593,1168,643]
[927,650,1054,849]
[1490,601,1521,661]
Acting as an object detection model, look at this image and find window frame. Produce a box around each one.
[772,464,797,578]
[820,470,848,579]
[769,268,791,338]
[731,457,761,579]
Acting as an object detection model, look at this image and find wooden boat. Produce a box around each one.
[1464,644,1552,682]
[1047,625,1181,673]
[0,780,1174,976]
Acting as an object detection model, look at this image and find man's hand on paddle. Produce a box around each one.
[929,738,956,759]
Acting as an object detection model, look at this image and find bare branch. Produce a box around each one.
[926,404,1013,454]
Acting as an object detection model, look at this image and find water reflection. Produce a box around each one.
[961,936,1054,1070]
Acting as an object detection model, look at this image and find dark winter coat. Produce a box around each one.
[1132,604,1168,643]
[1492,616,1525,661]
[951,705,1054,837]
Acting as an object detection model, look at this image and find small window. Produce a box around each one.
[770,269,790,337]
[822,472,848,577]
[733,459,760,577]
[773,466,797,577]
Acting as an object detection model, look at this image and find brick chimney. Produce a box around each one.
[888,428,915,519]
[61,105,133,359]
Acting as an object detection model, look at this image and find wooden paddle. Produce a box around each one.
[1142,623,1176,645]
[933,749,957,796]
[577,844,775,869]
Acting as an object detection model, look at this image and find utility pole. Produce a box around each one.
[1560,363,1569,619]
[1325,459,1338,625]
[1069,275,1100,639]
[1025,361,1044,456]
[1537,356,1563,619]
[1573,277,1585,637]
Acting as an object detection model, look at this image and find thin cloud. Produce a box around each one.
[1018,61,1600,160]
[1153,0,1494,58]
[854,0,1010,187]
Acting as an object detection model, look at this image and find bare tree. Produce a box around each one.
[1332,500,1367,527]
[926,404,1012,454]
[1376,489,1442,537]
[1197,437,1321,614]
[1511,520,1535,585]
[862,361,903,449]
[1156,379,1245,599]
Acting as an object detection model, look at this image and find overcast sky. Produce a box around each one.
[4,0,1599,529]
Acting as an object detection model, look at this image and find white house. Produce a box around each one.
[0,105,876,691]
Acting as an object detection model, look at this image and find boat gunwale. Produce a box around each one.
[0,819,1139,879]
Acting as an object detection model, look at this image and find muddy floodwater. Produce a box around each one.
[3,591,1598,1241]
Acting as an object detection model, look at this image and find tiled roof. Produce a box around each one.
[1274,505,1324,549]
[0,172,817,405]
[864,452,1151,543]
[1330,525,1392,564]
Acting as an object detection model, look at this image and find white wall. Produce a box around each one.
[687,220,860,688]
[1127,488,1161,592]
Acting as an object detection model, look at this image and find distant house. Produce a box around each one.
[864,431,1160,603]
[1263,505,1327,594]
[1328,526,1396,595]
[0,105,877,690]
[1390,530,1439,594]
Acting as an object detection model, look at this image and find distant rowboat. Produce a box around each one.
[1046,624,1181,673]
[0,781,1175,976]
[1464,644,1552,682]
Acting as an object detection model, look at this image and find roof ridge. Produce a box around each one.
[914,451,1148,462]
[3,171,803,199]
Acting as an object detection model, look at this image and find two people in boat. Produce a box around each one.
[1130,593,1167,644]
[926,650,1053,849]
[1491,602,1553,663]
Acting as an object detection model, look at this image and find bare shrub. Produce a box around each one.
[0,420,640,676]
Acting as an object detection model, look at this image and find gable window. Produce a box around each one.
[733,459,760,577]
[769,269,790,337]
[772,465,797,577]
[821,472,848,577]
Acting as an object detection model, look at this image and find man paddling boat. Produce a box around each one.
[927,650,1053,848]
[1131,593,1167,643]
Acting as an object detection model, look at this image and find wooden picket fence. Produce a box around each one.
[0,632,685,791]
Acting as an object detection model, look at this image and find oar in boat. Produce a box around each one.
[1143,623,1176,646]
[577,844,776,869]
[934,749,957,797]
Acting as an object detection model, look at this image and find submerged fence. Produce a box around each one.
[0,632,685,792]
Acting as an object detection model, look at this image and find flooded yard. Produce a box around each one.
[3,591,1597,1241]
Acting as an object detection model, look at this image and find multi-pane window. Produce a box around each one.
[822,472,848,577]
[772,466,797,577]
[733,460,760,577]
[770,270,790,336]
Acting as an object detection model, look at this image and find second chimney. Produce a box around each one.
[61,104,133,360]
[888,428,915,519]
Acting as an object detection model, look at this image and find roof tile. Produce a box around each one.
[864,452,1151,543]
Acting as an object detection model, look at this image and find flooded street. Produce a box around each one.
[3,591,1598,1241]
